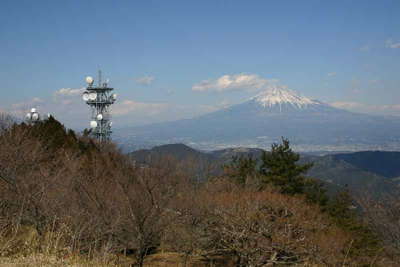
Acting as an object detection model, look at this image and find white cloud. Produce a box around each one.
[166,89,174,95]
[331,101,400,115]
[10,97,44,116]
[192,73,278,92]
[330,101,365,110]
[113,100,168,116]
[349,78,361,94]
[369,79,380,84]
[54,87,85,97]
[218,99,232,109]
[6,81,229,129]
[6,95,218,129]
[327,72,336,77]
[135,76,155,85]
[359,45,370,52]
[386,39,400,49]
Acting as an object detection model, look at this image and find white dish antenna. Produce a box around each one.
[86,76,94,85]
[31,108,36,113]
[96,114,103,121]
[82,92,89,101]
[90,120,97,128]
[26,113,32,120]
[89,92,97,101]
[109,121,113,127]
[111,93,117,101]
[31,113,39,121]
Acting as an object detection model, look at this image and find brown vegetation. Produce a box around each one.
[0,115,398,266]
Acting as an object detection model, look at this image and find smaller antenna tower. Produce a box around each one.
[82,71,117,142]
[26,108,41,124]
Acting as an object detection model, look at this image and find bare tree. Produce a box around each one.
[359,194,400,250]
[0,112,15,133]
[166,179,356,266]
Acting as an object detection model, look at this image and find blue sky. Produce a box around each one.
[1,0,400,129]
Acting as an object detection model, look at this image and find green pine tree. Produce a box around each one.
[224,155,258,185]
[259,137,313,194]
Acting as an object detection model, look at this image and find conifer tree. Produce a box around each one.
[259,137,313,194]
[224,155,257,185]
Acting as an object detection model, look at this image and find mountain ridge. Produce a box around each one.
[115,88,400,151]
[129,143,400,200]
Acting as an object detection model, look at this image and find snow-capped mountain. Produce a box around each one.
[203,87,344,118]
[251,87,320,109]
[115,88,400,151]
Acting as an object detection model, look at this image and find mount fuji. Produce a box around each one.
[116,88,400,151]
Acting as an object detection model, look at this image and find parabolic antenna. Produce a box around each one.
[31,108,36,113]
[109,121,113,127]
[82,92,89,101]
[111,93,117,101]
[90,120,97,128]
[31,113,39,121]
[89,92,97,101]
[96,114,103,121]
[26,113,32,120]
[86,76,94,85]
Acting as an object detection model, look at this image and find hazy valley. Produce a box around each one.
[116,88,400,152]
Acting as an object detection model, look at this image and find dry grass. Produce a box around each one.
[0,253,122,267]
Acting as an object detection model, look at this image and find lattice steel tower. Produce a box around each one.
[82,71,117,142]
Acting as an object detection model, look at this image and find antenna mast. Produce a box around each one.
[98,69,102,87]
[82,71,117,142]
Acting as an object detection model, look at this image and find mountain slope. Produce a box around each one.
[128,144,400,200]
[304,156,400,199]
[116,88,400,151]
[130,143,210,163]
[332,151,400,178]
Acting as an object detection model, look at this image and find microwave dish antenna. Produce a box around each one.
[82,70,117,142]
[82,92,89,101]
[86,76,94,85]
[88,92,97,101]
[26,108,41,124]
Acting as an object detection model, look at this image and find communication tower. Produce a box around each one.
[82,71,116,142]
[26,108,41,124]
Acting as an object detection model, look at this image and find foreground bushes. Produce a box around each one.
[165,180,355,266]
[0,117,398,266]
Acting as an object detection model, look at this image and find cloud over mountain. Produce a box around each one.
[192,73,278,92]
[331,101,400,115]
[386,39,400,49]
[117,87,400,151]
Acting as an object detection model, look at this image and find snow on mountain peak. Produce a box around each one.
[251,87,320,109]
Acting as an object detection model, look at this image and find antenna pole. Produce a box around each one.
[98,69,102,87]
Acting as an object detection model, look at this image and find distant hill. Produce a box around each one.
[128,144,400,200]
[332,151,400,178]
[130,143,212,163]
[129,144,264,166]
[305,156,400,199]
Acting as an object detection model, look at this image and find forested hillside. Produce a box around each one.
[333,151,400,178]
[130,144,400,201]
